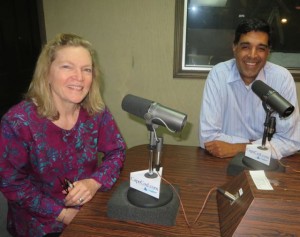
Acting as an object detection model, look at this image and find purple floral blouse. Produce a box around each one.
[0,100,126,237]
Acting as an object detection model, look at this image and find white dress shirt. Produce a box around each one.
[199,59,300,159]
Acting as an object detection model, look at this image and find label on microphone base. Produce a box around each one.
[130,168,163,199]
[245,144,271,166]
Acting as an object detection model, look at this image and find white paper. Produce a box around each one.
[249,170,273,190]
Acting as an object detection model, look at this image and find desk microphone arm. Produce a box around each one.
[155,136,163,171]
[261,102,276,149]
[145,120,162,178]
[227,102,280,175]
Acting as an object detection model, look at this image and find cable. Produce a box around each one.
[157,172,218,228]
[192,186,218,226]
[149,116,177,133]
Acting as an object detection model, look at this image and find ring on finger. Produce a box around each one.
[78,197,84,203]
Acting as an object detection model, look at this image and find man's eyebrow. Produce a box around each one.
[239,42,250,46]
[238,42,269,48]
[258,43,269,48]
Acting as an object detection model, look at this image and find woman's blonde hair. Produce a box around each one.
[25,33,104,120]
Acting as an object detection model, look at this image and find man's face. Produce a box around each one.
[233,31,270,85]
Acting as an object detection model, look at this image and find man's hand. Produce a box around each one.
[204,140,248,158]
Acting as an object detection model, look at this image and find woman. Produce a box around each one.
[0,33,126,237]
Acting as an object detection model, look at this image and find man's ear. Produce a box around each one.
[266,47,271,56]
[232,44,237,56]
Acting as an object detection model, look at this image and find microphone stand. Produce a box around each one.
[228,103,282,175]
[144,125,159,178]
[243,102,279,170]
[127,119,173,208]
[259,102,275,150]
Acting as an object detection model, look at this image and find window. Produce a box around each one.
[173,0,300,80]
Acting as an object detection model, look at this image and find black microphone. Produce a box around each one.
[121,94,187,132]
[252,80,294,118]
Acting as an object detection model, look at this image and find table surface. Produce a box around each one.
[60,144,300,237]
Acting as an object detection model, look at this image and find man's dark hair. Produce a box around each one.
[233,18,272,47]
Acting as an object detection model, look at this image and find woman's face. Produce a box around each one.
[233,31,270,85]
[48,46,93,109]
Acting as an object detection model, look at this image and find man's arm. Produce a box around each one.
[204,140,249,158]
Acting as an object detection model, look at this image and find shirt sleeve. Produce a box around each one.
[0,114,63,222]
[91,107,126,191]
[199,68,251,148]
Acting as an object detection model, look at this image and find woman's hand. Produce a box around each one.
[56,208,79,225]
[64,178,101,206]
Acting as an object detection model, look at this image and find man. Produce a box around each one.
[199,18,300,159]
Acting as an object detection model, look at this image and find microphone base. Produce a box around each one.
[127,184,173,208]
[107,181,180,226]
[227,152,285,176]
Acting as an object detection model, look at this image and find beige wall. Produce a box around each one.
[42,0,300,149]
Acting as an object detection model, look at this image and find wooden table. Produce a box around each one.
[61,145,300,237]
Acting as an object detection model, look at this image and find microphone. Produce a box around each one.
[252,80,294,118]
[108,95,184,226]
[227,81,292,176]
[121,94,187,132]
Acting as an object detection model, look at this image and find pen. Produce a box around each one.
[58,176,74,194]
[65,178,74,189]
